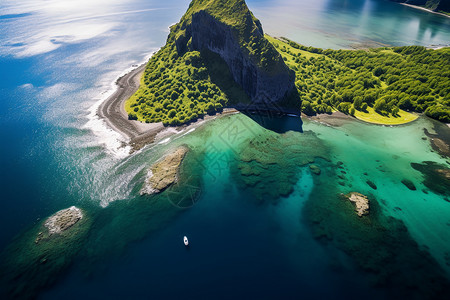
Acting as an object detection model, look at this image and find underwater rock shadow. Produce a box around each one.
[240,111,303,134]
[302,159,450,300]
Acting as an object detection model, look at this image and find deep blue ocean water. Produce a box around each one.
[1,0,450,299]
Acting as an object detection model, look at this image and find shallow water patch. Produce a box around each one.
[302,161,450,299]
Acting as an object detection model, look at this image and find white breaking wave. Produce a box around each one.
[84,91,131,159]
[158,137,171,145]
[182,128,196,136]
[83,52,155,159]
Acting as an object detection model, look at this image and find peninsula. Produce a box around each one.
[125,0,296,127]
[98,0,449,142]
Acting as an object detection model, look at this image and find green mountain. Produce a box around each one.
[126,0,296,126]
[127,0,449,126]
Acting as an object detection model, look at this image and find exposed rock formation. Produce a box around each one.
[172,0,295,106]
[44,206,83,235]
[2,206,91,298]
[141,146,189,195]
[346,192,370,217]
[436,168,450,180]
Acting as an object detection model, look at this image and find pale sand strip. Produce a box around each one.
[400,3,450,19]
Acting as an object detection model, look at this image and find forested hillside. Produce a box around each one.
[268,36,450,122]
[126,0,295,126]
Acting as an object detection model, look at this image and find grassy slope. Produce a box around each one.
[354,106,417,125]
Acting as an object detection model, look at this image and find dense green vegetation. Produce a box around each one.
[126,0,279,126]
[267,36,450,123]
[127,0,449,126]
[126,43,237,126]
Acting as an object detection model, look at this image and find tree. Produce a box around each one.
[361,103,368,112]
[353,96,363,111]
[171,91,179,101]
[168,109,177,118]
[301,100,315,115]
[374,99,387,113]
[391,106,400,116]
[337,102,352,114]
[373,66,385,77]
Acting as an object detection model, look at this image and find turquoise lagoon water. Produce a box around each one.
[0,0,449,299]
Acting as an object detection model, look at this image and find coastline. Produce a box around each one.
[95,63,239,153]
[95,59,420,151]
[400,3,450,19]
[306,111,419,127]
[96,62,165,153]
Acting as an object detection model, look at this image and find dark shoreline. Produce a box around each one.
[96,63,240,152]
[424,120,450,158]
[96,63,167,151]
[95,61,446,155]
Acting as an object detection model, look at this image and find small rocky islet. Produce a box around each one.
[345,192,370,217]
[141,146,189,195]
[33,206,85,245]
[0,206,90,298]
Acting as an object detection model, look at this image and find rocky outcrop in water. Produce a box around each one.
[35,206,84,244]
[44,206,83,235]
[235,129,329,203]
[305,177,450,299]
[172,0,295,107]
[345,192,369,217]
[141,146,189,195]
[1,206,91,298]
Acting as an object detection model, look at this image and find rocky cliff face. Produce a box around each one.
[173,0,295,107]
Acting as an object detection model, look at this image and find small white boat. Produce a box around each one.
[183,236,189,246]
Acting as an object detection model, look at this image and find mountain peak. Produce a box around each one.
[169,0,296,105]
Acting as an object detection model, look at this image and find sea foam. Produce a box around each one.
[83,53,154,159]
